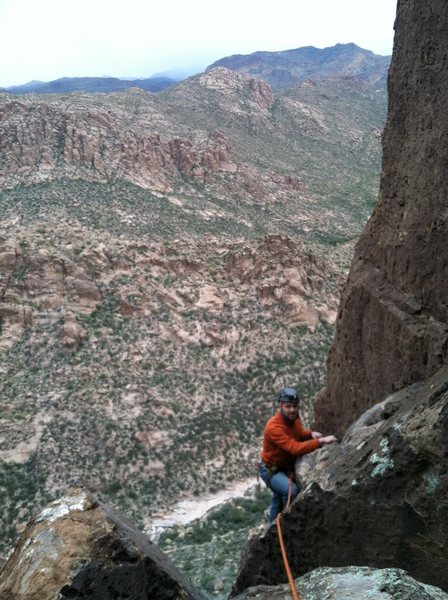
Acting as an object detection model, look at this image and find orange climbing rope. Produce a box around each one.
[286,473,294,507]
[275,473,299,600]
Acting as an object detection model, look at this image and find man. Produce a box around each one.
[259,386,337,524]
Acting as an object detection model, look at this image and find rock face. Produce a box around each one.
[0,94,236,191]
[314,0,448,437]
[0,489,205,600]
[233,566,448,600]
[232,364,448,595]
[0,70,277,194]
[0,234,102,351]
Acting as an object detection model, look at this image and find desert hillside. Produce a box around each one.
[0,65,386,555]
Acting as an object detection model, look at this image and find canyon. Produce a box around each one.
[0,53,386,566]
[3,5,447,597]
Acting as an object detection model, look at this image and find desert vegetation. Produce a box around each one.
[0,70,385,558]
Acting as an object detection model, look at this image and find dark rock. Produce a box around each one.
[231,365,448,595]
[233,566,448,600]
[0,489,205,600]
[314,0,448,438]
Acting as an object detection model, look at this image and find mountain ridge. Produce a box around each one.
[2,43,390,96]
[4,75,178,95]
[0,68,386,243]
[207,43,391,91]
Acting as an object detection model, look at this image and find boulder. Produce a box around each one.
[59,312,87,351]
[0,489,205,600]
[232,364,448,595]
[232,566,448,600]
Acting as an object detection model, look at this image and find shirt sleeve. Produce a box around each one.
[268,422,320,455]
[299,425,313,439]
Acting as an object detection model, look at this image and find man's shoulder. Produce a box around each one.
[263,414,275,431]
[265,412,285,430]
[265,414,305,432]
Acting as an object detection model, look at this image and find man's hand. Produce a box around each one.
[319,435,338,445]
[311,431,323,439]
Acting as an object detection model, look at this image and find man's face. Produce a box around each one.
[279,401,298,422]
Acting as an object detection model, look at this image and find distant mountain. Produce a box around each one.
[4,43,389,96]
[2,79,44,92]
[0,68,386,238]
[5,75,178,95]
[207,43,391,91]
[151,67,203,80]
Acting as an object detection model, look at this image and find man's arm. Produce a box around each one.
[268,422,320,455]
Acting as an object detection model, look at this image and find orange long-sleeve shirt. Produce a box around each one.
[261,412,320,471]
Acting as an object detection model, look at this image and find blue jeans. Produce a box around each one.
[259,462,299,524]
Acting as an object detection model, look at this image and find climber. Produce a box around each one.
[258,386,337,524]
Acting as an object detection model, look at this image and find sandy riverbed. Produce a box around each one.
[145,477,260,540]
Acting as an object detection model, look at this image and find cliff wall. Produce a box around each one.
[314,0,448,436]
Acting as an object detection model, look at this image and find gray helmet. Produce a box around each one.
[277,386,299,404]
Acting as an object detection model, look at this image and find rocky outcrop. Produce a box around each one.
[0,65,385,225]
[0,235,101,350]
[59,312,87,352]
[233,567,448,600]
[225,235,338,330]
[0,230,338,350]
[198,68,274,110]
[0,70,283,195]
[314,0,448,437]
[0,95,236,191]
[0,489,205,599]
[232,364,448,595]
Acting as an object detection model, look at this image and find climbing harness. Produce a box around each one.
[276,473,299,600]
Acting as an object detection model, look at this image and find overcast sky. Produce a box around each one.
[0,0,397,88]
